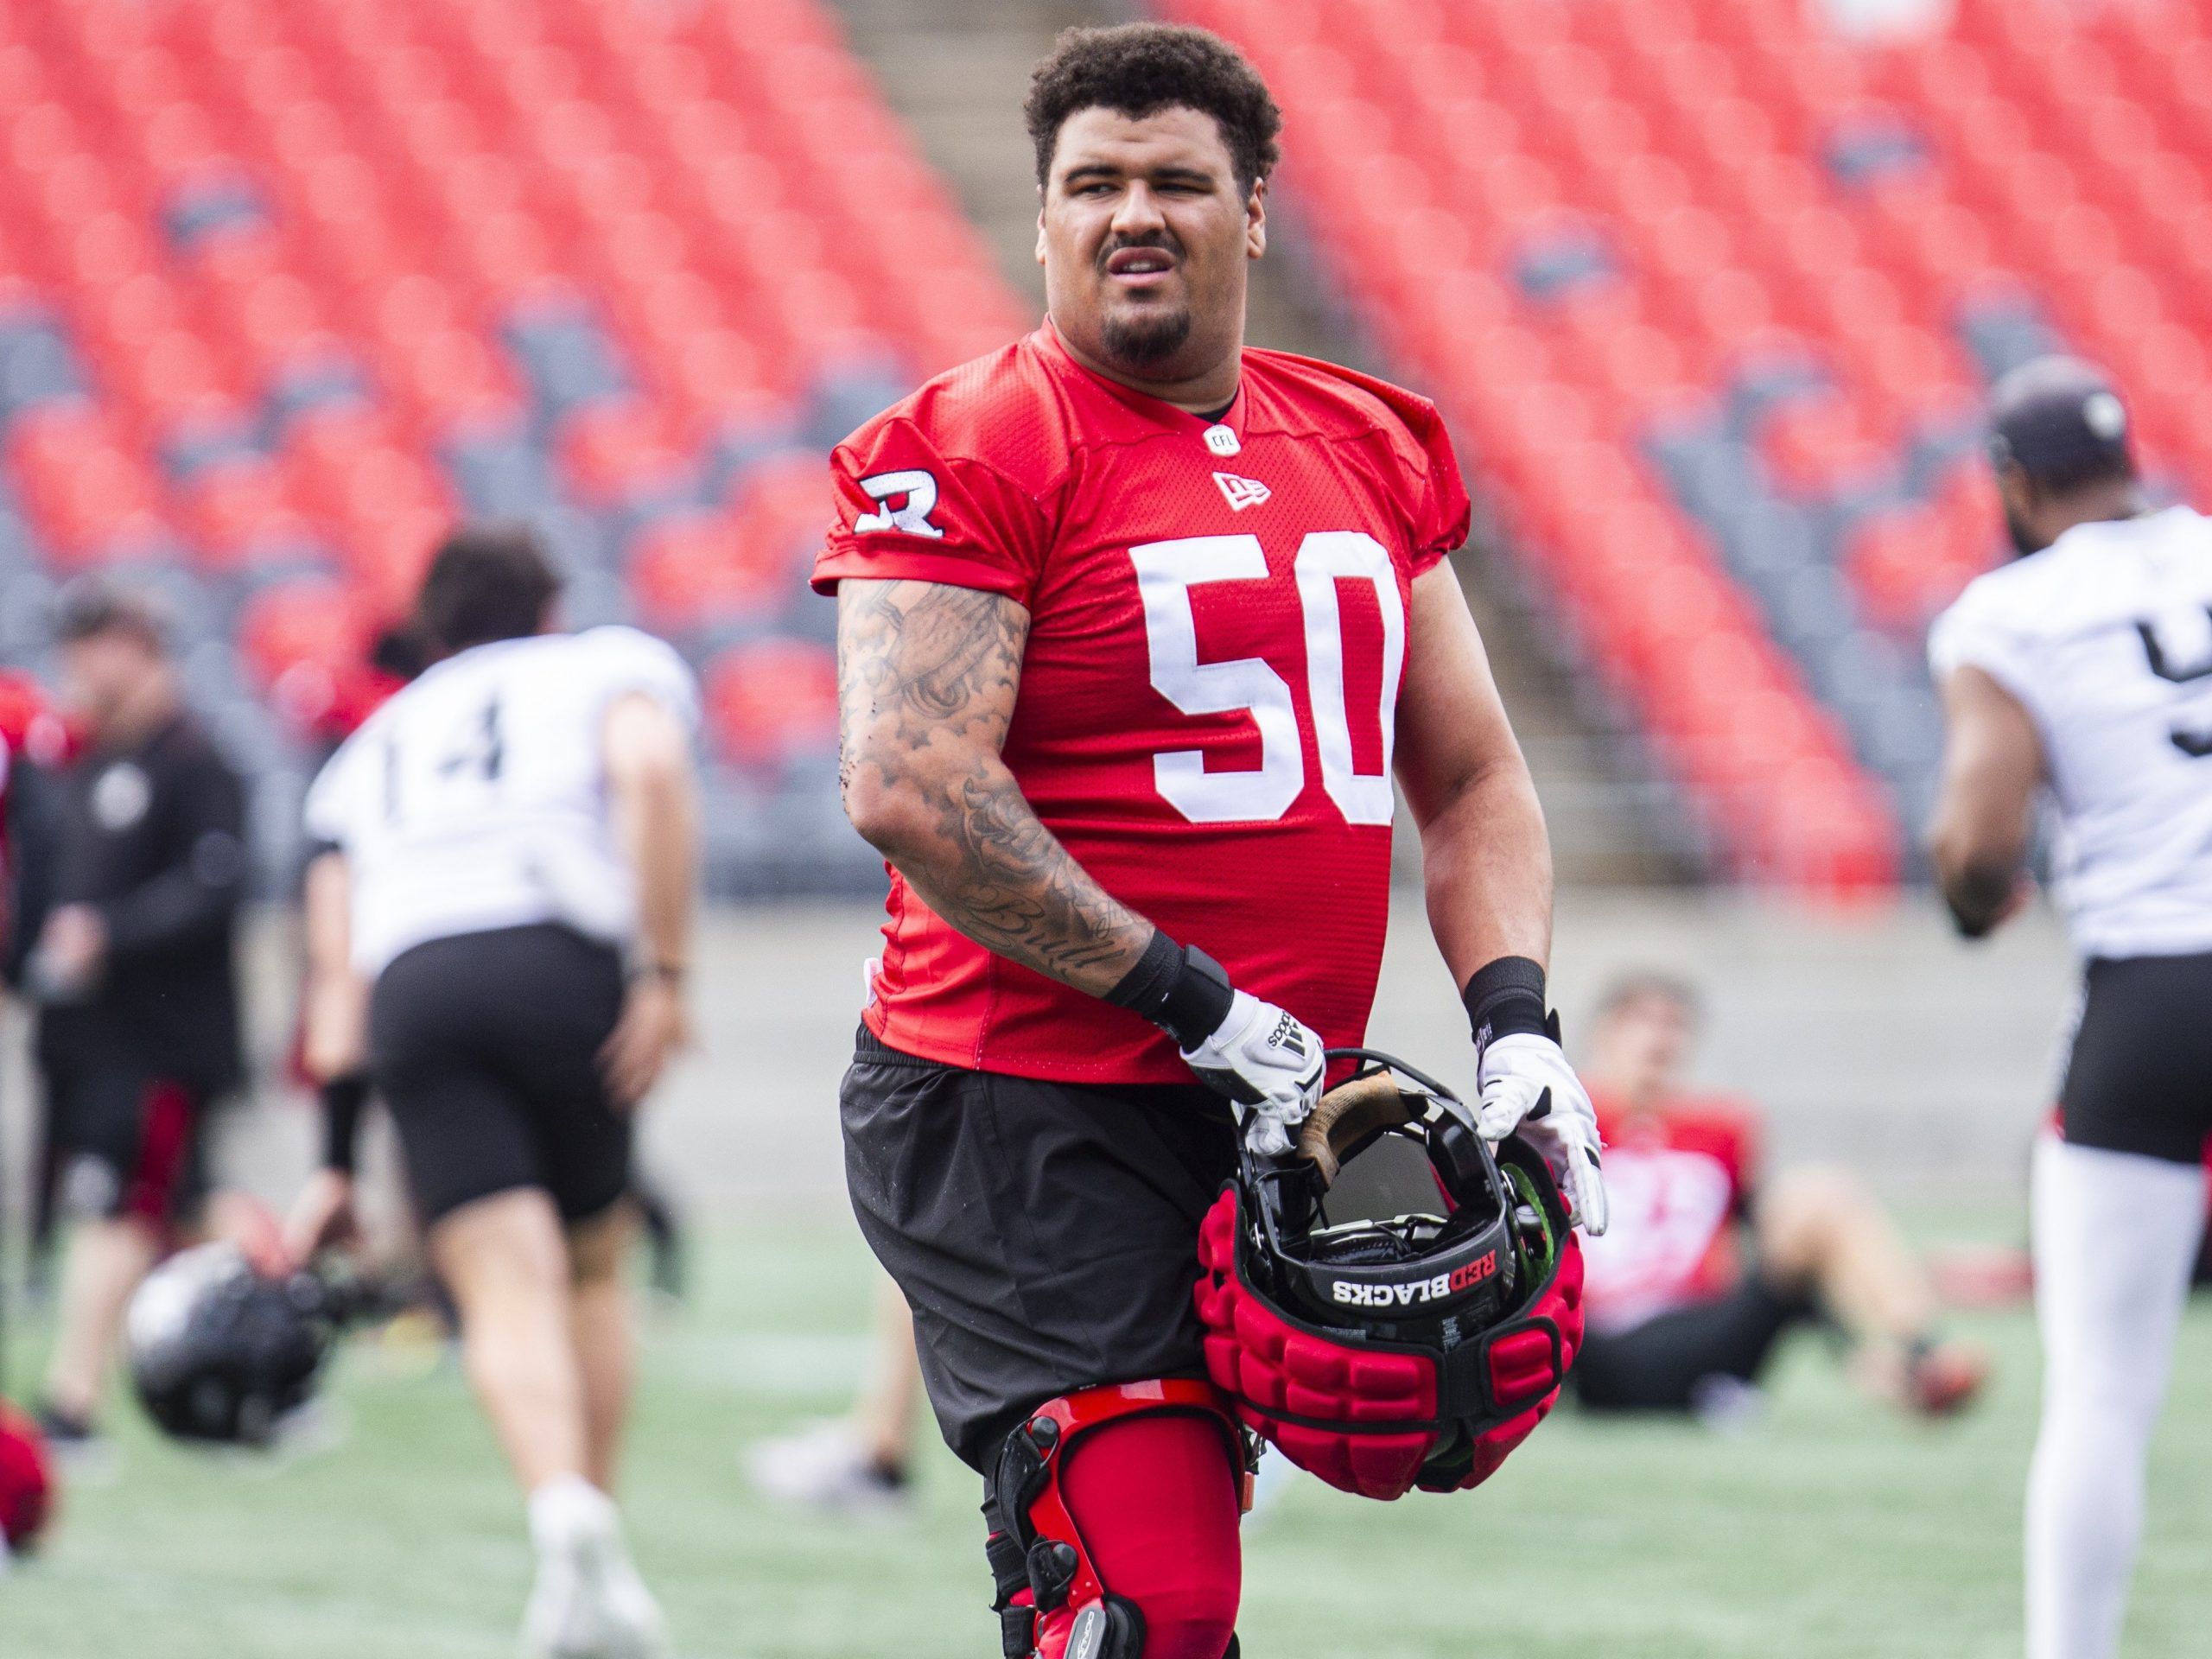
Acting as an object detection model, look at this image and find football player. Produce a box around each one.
[817,25,1605,1658]
[293,527,698,1659]
[1929,357,2209,1659]
[0,672,61,1303]
[29,583,249,1463]
[0,670,60,990]
[1571,973,1984,1419]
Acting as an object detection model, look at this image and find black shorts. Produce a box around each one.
[42,1059,208,1226]
[2059,952,2212,1166]
[1572,1275,1815,1413]
[841,1027,1237,1471]
[370,924,630,1228]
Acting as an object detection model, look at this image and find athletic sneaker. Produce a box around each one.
[520,1478,670,1659]
[743,1420,912,1521]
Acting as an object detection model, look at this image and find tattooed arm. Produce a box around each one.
[836,577,1153,995]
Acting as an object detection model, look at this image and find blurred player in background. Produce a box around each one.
[283,619,690,1306]
[1929,358,2209,1659]
[1573,973,1984,1421]
[27,582,249,1462]
[282,624,427,1282]
[292,527,699,1659]
[745,1274,922,1517]
[0,672,62,1311]
[0,670,61,993]
[820,25,1604,1658]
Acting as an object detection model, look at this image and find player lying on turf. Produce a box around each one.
[818,24,1603,1659]
[1928,357,2211,1659]
[1573,972,1986,1420]
[289,529,699,1659]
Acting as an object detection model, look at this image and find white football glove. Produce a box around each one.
[1473,1033,1609,1236]
[1180,991,1326,1159]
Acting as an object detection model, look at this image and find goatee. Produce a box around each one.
[1100,306,1193,371]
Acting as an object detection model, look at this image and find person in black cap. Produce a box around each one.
[1983,354,2147,561]
[1927,356,2212,1659]
[29,578,249,1459]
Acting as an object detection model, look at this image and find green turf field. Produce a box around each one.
[7,1221,2212,1659]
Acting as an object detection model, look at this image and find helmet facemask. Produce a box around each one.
[1244,1052,1560,1345]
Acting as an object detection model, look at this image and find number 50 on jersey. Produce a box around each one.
[1131,531,1404,828]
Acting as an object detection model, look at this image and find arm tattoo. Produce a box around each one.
[837,580,1151,995]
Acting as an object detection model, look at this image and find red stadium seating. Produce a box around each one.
[0,0,1021,797]
[704,636,839,774]
[10,0,2202,885]
[1162,0,2212,888]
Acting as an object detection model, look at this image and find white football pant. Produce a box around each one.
[2025,1136,2204,1659]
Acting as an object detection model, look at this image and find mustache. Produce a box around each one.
[1096,232,1182,271]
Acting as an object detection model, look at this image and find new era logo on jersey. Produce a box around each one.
[1213,472,1270,512]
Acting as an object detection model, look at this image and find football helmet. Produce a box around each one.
[1193,1048,1585,1499]
[124,1243,348,1446]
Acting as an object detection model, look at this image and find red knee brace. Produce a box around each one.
[987,1381,1244,1659]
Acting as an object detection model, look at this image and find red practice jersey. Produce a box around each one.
[1580,1090,1763,1332]
[815,324,1471,1084]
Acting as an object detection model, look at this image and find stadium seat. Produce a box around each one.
[703,635,838,775]
[626,512,787,635]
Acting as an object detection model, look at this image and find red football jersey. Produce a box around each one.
[1580,1090,1763,1332]
[814,324,1471,1084]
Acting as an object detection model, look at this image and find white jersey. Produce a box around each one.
[304,627,698,976]
[1929,505,2212,959]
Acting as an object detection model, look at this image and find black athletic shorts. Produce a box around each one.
[2058,951,2212,1166]
[370,923,630,1228]
[1571,1275,1815,1413]
[841,1027,1237,1471]
[42,1058,208,1227]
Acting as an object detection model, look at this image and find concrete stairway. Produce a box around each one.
[823,0,1700,882]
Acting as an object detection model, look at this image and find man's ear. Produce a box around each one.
[1245,176,1268,260]
[1035,198,1048,267]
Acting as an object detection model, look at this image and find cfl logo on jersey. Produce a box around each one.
[853,469,946,538]
[1331,1252,1496,1309]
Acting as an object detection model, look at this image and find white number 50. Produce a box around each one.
[1128,531,1405,826]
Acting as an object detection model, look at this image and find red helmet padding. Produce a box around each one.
[1193,1184,1586,1501]
[0,1403,55,1549]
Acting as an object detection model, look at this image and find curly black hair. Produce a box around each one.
[1024,22,1281,197]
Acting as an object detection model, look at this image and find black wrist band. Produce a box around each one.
[320,1071,371,1175]
[1461,956,1549,1054]
[1106,930,1236,1050]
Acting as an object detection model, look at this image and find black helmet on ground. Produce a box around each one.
[124,1243,351,1446]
